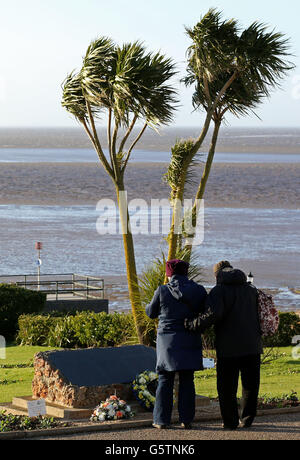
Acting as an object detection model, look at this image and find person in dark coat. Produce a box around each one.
[185,261,262,430]
[146,259,207,429]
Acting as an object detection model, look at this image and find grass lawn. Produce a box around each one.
[0,344,61,404]
[0,345,299,404]
[195,347,300,398]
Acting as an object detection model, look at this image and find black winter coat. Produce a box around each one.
[146,275,207,372]
[185,268,262,358]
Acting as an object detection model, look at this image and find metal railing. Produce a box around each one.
[0,273,105,301]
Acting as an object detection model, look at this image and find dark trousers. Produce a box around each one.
[217,354,261,428]
[153,370,195,425]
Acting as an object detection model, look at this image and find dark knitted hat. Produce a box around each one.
[166,259,189,277]
[213,260,233,275]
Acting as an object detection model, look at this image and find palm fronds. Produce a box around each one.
[61,71,90,122]
[184,8,239,85]
[237,22,294,95]
[192,71,265,119]
[80,36,116,110]
[62,36,178,168]
[137,249,204,308]
[79,38,178,129]
[184,9,295,121]
[164,139,196,193]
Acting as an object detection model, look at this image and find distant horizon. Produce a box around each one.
[1,125,300,130]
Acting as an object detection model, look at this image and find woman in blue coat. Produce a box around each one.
[146,259,207,429]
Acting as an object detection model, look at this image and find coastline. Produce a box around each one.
[102,275,300,313]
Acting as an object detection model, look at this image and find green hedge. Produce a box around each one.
[17,311,136,348]
[0,284,46,341]
[16,309,300,349]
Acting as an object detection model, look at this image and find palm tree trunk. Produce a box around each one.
[195,119,221,201]
[164,198,181,284]
[166,195,184,258]
[184,119,222,261]
[115,180,146,344]
[164,163,190,283]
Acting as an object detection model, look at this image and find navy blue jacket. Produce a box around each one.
[146,275,207,373]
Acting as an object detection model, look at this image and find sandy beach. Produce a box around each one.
[0,161,299,209]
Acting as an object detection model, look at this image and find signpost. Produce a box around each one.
[35,242,43,290]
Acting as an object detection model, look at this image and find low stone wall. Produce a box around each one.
[32,352,132,408]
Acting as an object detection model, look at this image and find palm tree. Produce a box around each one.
[61,37,177,344]
[164,140,195,256]
[165,9,241,261]
[166,9,294,261]
[183,73,266,255]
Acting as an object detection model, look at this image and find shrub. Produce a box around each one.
[263,312,300,347]
[17,311,136,348]
[70,312,111,348]
[17,314,59,346]
[0,410,67,432]
[0,284,46,341]
[202,325,216,358]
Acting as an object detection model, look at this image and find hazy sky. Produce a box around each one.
[0,0,299,128]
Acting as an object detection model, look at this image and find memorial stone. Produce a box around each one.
[32,345,157,408]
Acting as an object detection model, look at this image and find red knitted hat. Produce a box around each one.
[166,259,189,277]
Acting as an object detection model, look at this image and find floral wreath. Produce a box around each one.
[90,395,135,422]
[132,370,158,412]
[132,370,176,412]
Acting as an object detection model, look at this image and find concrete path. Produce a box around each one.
[32,412,300,441]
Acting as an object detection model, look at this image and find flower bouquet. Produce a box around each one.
[90,395,135,422]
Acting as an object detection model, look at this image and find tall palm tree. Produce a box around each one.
[166,9,294,261]
[61,37,177,344]
[165,9,241,261]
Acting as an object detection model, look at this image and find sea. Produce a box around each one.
[0,127,299,312]
[0,149,299,164]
